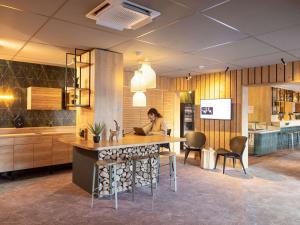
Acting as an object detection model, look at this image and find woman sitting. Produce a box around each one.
[144,108,168,135]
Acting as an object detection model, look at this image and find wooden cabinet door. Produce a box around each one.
[14,144,34,170]
[0,146,13,172]
[14,136,39,145]
[52,142,72,165]
[34,143,52,168]
[0,138,14,146]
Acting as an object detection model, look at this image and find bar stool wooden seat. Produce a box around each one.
[91,158,125,209]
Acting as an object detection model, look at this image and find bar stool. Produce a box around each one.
[131,153,159,201]
[91,158,124,209]
[158,151,177,192]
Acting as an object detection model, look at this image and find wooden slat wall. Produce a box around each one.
[123,60,300,149]
[170,60,300,149]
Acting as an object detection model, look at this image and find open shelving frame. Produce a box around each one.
[65,48,91,109]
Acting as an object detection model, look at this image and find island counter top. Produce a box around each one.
[61,135,186,151]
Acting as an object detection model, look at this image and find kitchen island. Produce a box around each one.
[65,135,185,194]
[249,120,300,155]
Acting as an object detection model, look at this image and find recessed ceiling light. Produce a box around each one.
[0,4,22,11]
[202,14,240,32]
[201,0,231,12]
[199,65,205,69]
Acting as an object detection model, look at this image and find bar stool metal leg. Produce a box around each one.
[113,164,118,209]
[91,164,97,208]
[173,155,177,192]
[132,160,136,201]
[149,158,153,196]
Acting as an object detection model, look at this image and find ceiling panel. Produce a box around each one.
[15,42,71,66]
[0,38,25,57]
[54,0,193,38]
[158,63,235,77]
[256,25,300,51]
[170,0,229,11]
[204,0,300,35]
[137,13,247,52]
[110,40,183,67]
[288,49,300,58]
[197,38,279,62]
[232,52,297,68]
[32,19,130,49]
[0,0,65,16]
[152,52,221,70]
[0,7,47,41]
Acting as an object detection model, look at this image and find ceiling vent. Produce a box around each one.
[86,0,160,31]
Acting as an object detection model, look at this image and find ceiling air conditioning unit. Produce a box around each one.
[86,0,161,31]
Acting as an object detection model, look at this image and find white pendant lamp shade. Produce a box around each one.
[132,91,146,107]
[140,62,156,89]
[130,70,146,92]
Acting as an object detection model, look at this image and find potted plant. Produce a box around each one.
[88,122,105,143]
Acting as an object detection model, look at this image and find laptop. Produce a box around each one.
[133,127,148,136]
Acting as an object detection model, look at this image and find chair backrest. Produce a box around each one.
[230,136,248,155]
[167,129,171,136]
[185,131,206,149]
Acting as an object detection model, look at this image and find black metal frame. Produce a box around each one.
[64,48,91,109]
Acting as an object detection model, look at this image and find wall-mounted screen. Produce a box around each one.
[200,99,232,120]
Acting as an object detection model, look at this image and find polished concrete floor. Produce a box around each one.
[0,150,300,225]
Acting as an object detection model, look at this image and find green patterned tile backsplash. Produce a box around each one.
[0,59,76,128]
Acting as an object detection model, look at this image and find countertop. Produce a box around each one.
[61,135,186,151]
[0,131,75,138]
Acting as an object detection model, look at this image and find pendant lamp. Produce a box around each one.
[140,61,156,89]
[130,70,146,92]
[132,91,146,107]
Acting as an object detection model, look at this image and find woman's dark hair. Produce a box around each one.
[147,108,162,118]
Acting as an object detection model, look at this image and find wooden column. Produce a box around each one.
[76,49,123,140]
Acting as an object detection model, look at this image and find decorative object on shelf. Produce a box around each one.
[130,70,146,92]
[278,112,285,121]
[48,120,54,127]
[88,122,105,143]
[109,120,121,142]
[133,91,146,107]
[139,60,156,89]
[14,115,24,128]
[288,112,294,120]
[65,48,91,108]
[79,128,88,140]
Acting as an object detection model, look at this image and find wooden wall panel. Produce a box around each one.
[200,75,206,133]
[236,70,242,135]
[255,67,262,84]
[294,61,300,82]
[269,64,277,83]
[230,70,237,139]
[262,66,269,84]
[277,64,285,82]
[214,73,220,150]
[285,62,293,82]
[224,71,231,149]
[248,68,255,85]
[209,74,215,149]
[242,68,248,85]
[219,72,226,149]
